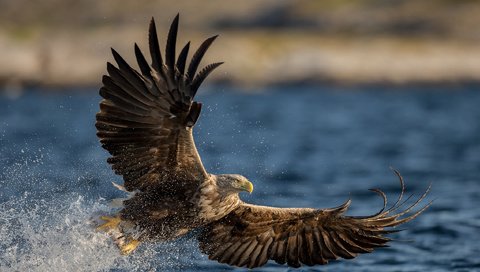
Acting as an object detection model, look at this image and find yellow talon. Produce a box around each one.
[96,215,121,232]
[96,215,140,255]
[120,239,140,255]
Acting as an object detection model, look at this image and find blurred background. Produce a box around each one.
[1,0,480,89]
[1,1,480,271]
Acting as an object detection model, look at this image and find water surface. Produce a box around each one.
[1,85,479,271]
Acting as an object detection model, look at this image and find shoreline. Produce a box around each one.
[2,1,480,90]
[2,29,480,90]
[3,79,479,96]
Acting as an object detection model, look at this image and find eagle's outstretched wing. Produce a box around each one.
[96,14,222,191]
[199,171,431,268]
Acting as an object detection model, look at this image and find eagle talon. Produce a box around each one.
[120,238,140,255]
[96,215,121,232]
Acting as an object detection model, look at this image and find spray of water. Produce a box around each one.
[0,153,210,271]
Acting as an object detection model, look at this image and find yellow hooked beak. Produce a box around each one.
[243,181,254,193]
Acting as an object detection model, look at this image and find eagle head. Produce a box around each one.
[216,174,254,194]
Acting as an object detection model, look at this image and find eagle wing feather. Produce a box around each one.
[199,171,431,268]
[96,14,222,191]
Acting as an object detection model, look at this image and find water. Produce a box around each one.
[1,85,479,271]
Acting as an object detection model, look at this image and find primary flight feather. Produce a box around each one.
[95,14,430,268]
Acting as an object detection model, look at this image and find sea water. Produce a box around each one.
[1,85,479,271]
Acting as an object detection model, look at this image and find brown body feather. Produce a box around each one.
[96,14,431,268]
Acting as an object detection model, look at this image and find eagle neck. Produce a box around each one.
[197,175,240,223]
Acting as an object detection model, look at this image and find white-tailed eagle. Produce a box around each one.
[96,14,431,268]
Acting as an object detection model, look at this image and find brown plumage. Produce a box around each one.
[95,14,431,267]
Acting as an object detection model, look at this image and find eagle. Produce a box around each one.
[95,14,431,268]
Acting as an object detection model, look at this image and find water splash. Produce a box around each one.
[1,193,114,271]
[0,150,207,271]
[0,192,210,271]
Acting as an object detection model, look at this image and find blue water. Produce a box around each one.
[1,85,479,271]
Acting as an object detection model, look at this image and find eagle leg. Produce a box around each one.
[96,215,121,232]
